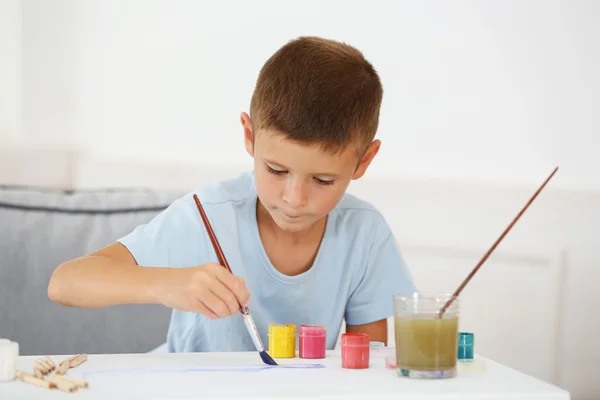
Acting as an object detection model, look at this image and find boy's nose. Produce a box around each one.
[282,179,308,208]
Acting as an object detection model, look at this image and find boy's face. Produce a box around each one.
[241,112,380,233]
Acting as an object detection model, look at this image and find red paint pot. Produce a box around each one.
[341,333,370,369]
[298,325,326,359]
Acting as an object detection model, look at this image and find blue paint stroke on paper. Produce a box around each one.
[78,364,326,379]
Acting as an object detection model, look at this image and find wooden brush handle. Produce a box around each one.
[193,194,247,314]
[438,167,559,317]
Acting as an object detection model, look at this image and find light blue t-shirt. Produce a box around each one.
[118,171,415,353]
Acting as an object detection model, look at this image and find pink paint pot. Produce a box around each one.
[341,333,370,369]
[298,325,326,359]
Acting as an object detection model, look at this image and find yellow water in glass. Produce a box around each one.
[394,316,459,370]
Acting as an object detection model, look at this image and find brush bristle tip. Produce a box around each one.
[260,351,278,366]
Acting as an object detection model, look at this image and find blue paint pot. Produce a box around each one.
[457,332,474,360]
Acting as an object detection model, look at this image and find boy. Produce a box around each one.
[48,36,415,353]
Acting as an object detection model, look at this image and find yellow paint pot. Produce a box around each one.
[268,324,296,358]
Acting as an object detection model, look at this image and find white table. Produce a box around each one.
[0,350,570,399]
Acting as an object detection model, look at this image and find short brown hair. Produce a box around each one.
[249,36,383,155]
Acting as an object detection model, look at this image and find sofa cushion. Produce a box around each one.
[0,185,184,356]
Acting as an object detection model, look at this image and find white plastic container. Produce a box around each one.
[0,339,19,381]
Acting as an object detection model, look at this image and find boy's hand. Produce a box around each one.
[151,263,250,319]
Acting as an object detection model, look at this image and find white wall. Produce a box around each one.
[0,0,21,145]
[1,1,599,399]
[2,0,599,190]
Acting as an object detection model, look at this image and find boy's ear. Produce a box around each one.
[241,112,254,157]
[352,139,381,180]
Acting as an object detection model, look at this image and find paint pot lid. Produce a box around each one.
[341,333,370,346]
[268,324,296,336]
[0,340,18,356]
[299,325,326,336]
[458,332,474,345]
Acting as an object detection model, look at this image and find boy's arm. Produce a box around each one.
[48,196,250,317]
[48,197,189,309]
[346,319,388,344]
[344,229,415,346]
[48,242,165,308]
[48,242,248,317]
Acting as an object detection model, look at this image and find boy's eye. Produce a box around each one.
[266,165,286,175]
[315,178,334,186]
[266,164,334,186]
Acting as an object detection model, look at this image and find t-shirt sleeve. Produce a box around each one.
[344,230,416,326]
[117,196,205,268]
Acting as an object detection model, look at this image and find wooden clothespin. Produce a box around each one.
[56,353,87,375]
[16,370,55,389]
[33,356,55,378]
[16,354,89,393]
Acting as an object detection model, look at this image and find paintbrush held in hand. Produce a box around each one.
[193,194,277,366]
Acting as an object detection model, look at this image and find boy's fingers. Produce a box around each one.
[239,287,250,308]
[193,302,219,320]
[214,268,250,308]
[209,281,240,316]
[200,290,231,319]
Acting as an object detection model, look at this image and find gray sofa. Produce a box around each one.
[0,185,185,356]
